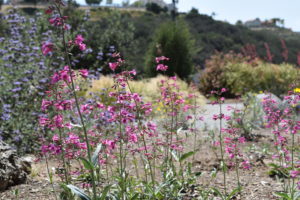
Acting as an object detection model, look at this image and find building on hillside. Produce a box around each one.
[244,18,282,30]
[244,18,262,28]
[133,0,167,8]
[132,0,177,12]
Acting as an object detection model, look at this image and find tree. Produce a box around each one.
[146,3,167,14]
[235,20,243,26]
[86,0,102,6]
[106,0,113,4]
[189,7,199,15]
[82,11,136,73]
[145,20,195,79]
[0,0,3,10]
[171,0,178,21]
[122,0,129,7]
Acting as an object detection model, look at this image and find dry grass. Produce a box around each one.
[85,75,206,105]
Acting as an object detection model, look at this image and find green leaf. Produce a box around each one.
[212,188,225,200]
[226,187,241,200]
[170,150,179,162]
[194,171,202,177]
[130,193,139,200]
[66,185,91,200]
[179,151,195,162]
[274,192,291,200]
[268,163,280,168]
[79,157,94,170]
[99,185,111,200]
[92,143,103,166]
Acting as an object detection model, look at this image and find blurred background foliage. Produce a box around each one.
[199,52,299,97]
[0,4,299,152]
[3,5,297,75]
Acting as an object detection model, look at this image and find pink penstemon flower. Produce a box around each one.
[155,56,169,71]
[49,16,68,27]
[41,41,54,55]
[155,56,169,63]
[41,99,53,111]
[75,35,84,45]
[109,62,119,71]
[45,7,54,15]
[156,64,168,71]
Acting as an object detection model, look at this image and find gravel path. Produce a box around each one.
[196,102,244,130]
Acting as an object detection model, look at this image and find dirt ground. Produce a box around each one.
[0,128,298,200]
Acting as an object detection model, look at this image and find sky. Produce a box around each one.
[75,0,300,32]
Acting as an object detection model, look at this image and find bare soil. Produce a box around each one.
[0,128,298,200]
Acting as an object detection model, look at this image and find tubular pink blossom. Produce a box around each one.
[155,56,170,63]
[79,69,89,78]
[75,35,84,45]
[109,62,119,71]
[41,42,54,55]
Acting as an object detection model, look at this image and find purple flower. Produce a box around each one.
[11,87,22,92]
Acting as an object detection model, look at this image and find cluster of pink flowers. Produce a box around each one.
[73,35,87,51]
[262,92,300,182]
[109,53,124,71]
[210,89,251,171]
[40,51,162,164]
[222,126,250,169]
[39,3,299,193]
[42,8,87,55]
[156,56,169,71]
[155,75,195,153]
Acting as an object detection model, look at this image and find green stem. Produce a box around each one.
[126,80,155,187]
[234,141,241,190]
[218,103,227,195]
[53,3,97,199]
[192,94,197,162]
[45,155,59,200]
[291,131,295,198]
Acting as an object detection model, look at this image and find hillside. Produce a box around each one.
[3,6,300,71]
[83,7,300,71]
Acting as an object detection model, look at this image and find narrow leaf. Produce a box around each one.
[99,185,111,200]
[179,151,195,162]
[274,192,290,199]
[79,157,94,170]
[92,143,103,166]
[170,150,179,162]
[226,187,241,200]
[212,188,224,199]
[67,185,91,200]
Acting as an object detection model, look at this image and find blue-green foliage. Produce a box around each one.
[0,9,54,153]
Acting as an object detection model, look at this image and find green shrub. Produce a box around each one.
[200,52,299,97]
[146,3,167,14]
[199,52,248,96]
[145,20,195,79]
[21,8,38,15]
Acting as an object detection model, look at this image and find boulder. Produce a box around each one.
[0,141,30,191]
[255,93,282,105]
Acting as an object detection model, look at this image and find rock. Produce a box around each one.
[19,156,34,174]
[242,93,282,128]
[0,141,30,191]
[255,93,282,104]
